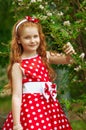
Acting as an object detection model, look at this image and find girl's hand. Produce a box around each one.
[63,42,76,55]
[13,124,23,130]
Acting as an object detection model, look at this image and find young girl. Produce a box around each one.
[2,16,75,130]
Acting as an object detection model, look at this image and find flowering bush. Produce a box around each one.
[12,0,86,116]
[0,0,86,119]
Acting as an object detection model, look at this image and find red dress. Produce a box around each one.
[2,55,72,130]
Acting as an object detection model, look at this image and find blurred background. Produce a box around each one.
[0,0,86,129]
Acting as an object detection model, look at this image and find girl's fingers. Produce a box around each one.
[64,46,73,52]
[63,42,76,55]
[65,49,75,55]
[63,42,71,49]
[13,124,23,130]
[65,48,75,54]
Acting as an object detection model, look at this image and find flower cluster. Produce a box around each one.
[63,21,71,26]
[30,0,42,3]
[57,12,64,16]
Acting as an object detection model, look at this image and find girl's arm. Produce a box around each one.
[11,63,23,130]
[47,43,76,65]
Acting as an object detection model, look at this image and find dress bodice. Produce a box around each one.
[20,55,51,83]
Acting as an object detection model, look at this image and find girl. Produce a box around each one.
[2,16,75,130]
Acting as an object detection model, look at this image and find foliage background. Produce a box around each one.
[0,0,86,129]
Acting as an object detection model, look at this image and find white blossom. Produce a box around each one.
[79,53,85,59]
[57,12,64,16]
[74,65,81,71]
[45,2,48,5]
[63,20,71,26]
[52,21,55,24]
[42,16,47,20]
[18,0,23,1]
[47,12,52,16]
[39,5,44,9]
[37,0,42,2]
[30,0,36,3]
[76,20,82,23]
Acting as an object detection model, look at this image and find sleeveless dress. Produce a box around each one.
[2,55,72,130]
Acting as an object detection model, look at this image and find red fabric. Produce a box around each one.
[21,55,51,83]
[25,16,39,23]
[2,55,72,130]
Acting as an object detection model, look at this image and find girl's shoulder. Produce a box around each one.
[11,63,22,77]
[12,63,21,72]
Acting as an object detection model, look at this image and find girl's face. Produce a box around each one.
[19,26,40,56]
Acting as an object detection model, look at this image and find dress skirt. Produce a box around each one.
[2,93,72,130]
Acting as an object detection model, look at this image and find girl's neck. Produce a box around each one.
[21,51,38,59]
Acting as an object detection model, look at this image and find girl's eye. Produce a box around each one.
[24,36,31,39]
[34,35,39,38]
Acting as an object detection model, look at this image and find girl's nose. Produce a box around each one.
[31,37,35,43]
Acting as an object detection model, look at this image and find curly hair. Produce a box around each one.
[6,20,56,91]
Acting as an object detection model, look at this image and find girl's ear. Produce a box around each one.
[18,41,21,44]
[16,36,21,44]
[17,39,21,44]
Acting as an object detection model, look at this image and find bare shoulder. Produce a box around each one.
[12,63,22,87]
[12,63,22,95]
[12,63,22,76]
[12,63,20,71]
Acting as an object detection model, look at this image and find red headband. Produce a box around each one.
[16,16,39,32]
[25,16,39,23]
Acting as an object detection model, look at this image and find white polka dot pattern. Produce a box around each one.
[21,55,51,83]
[2,94,72,130]
[2,55,72,130]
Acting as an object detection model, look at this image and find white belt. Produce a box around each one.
[23,82,57,101]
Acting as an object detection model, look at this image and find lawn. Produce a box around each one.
[71,120,86,130]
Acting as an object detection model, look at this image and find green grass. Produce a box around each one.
[0,67,8,91]
[71,120,86,130]
[0,96,11,129]
[0,96,11,114]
